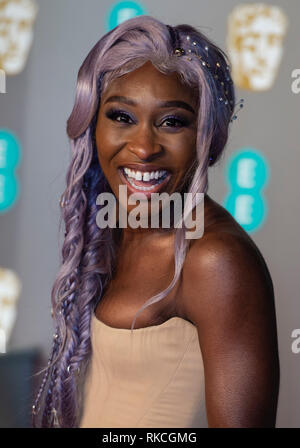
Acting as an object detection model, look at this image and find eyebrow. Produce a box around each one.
[104,95,195,114]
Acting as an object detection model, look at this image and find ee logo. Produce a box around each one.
[0,130,21,213]
[107,1,146,30]
[223,148,269,233]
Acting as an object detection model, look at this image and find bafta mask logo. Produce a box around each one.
[0,0,38,75]
[0,267,21,353]
[227,3,288,91]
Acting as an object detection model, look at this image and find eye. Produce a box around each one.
[161,116,188,128]
[105,109,133,124]
[105,108,189,128]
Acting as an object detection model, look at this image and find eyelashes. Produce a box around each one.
[105,108,189,128]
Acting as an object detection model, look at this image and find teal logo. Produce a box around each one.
[223,148,269,233]
[107,1,146,30]
[0,130,21,213]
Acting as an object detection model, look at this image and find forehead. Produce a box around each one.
[101,61,197,105]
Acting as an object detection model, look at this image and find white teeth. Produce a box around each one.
[122,167,168,182]
[121,167,170,191]
[126,176,166,191]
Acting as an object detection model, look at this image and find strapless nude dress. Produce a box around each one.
[79,312,208,428]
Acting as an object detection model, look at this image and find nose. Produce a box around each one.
[126,123,163,161]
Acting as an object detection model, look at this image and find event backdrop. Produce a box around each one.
[0,0,299,427]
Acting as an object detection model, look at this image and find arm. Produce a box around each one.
[181,232,280,427]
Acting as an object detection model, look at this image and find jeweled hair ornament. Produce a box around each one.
[166,25,244,124]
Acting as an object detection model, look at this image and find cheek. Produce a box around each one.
[95,127,115,165]
[96,150,113,180]
[95,138,110,175]
[95,114,123,155]
[176,139,197,166]
[165,145,194,182]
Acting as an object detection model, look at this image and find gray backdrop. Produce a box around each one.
[0,0,299,427]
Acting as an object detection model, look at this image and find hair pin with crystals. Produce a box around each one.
[230,98,244,122]
[167,27,245,123]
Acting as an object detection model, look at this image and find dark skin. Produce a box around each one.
[94,61,280,427]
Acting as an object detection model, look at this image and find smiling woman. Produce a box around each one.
[96,61,199,211]
[32,15,279,428]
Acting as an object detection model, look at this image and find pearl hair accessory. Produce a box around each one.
[59,195,69,208]
[166,25,244,125]
[165,25,245,164]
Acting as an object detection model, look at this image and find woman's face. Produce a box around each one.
[95,60,198,215]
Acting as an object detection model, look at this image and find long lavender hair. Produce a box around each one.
[32,15,235,428]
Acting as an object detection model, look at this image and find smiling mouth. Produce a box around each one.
[118,167,172,195]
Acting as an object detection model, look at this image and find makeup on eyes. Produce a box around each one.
[105,107,190,128]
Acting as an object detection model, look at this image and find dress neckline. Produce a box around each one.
[92,312,196,332]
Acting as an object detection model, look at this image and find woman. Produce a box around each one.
[32,15,280,428]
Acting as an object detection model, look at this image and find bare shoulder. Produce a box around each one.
[179,195,275,327]
[177,197,279,426]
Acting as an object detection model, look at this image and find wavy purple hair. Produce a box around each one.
[31,15,235,428]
